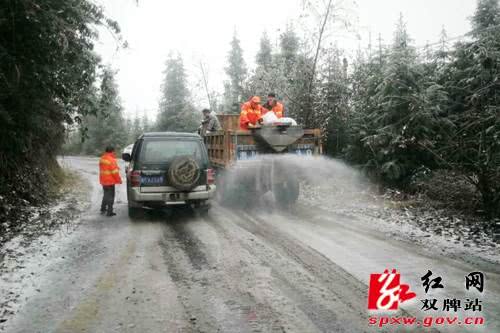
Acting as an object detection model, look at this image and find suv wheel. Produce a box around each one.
[193,200,210,217]
[128,206,142,219]
[199,206,209,218]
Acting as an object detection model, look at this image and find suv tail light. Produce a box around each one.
[206,168,215,185]
[130,170,141,187]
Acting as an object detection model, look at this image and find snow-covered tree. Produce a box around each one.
[256,31,273,70]
[82,67,127,155]
[224,31,247,108]
[156,53,197,132]
[437,0,500,215]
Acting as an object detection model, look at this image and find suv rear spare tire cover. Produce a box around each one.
[167,156,201,191]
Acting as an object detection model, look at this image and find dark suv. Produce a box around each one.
[122,132,215,217]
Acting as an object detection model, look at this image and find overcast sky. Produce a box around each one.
[94,0,477,118]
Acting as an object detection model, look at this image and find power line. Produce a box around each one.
[366,22,500,51]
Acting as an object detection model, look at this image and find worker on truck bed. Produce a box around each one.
[199,108,221,136]
[262,92,285,118]
[239,96,265,130]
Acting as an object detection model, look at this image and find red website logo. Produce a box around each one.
[368,269,416,310]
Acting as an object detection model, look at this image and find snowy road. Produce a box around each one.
[1,156,499,333]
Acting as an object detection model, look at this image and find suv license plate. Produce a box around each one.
[141,176,164,185]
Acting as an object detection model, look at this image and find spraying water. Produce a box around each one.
[218,154,379,212]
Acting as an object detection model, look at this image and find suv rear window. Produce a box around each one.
[139,139,204,164]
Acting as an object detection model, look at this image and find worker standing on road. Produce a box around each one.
[262,92,285,118]
[99,146,122,217]
[239,96,264,130]
[199,108,221,136]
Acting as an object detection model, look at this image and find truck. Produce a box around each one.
[204,114,322,207]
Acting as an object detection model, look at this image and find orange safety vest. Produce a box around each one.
[99,152,122,186]
[264,102,284,118]
[239,102,264,130]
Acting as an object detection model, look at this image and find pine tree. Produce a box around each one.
[375,15,447,183]
[124,117,133,143]
[246,32,280,100]
[345,49,387,174]
[83,67,127,155]
[278,26,312,122]
[317,47,351,155]
[426,26,451,75]
[142,113,151,133]
[129,111,142,143]
[438,0,500,215]
[224,31,247,107]
[256,31,273,70]
[347,15,446,184]
[472,0,500,35]
[156,53,197,132]
[279,25,300,75]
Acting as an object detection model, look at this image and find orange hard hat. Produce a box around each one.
[251,96,261,103]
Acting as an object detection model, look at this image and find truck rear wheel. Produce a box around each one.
[215,172,230,204]
[273,177,300,208]
[217,172,258,208]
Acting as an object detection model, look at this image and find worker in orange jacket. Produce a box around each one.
[240,96,265,130]
[99,146,122,217]
[262,92,285,118]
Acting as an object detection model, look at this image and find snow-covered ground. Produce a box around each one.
[0,166,91,325]
[1,155,499,332]
[299,170,499,267]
